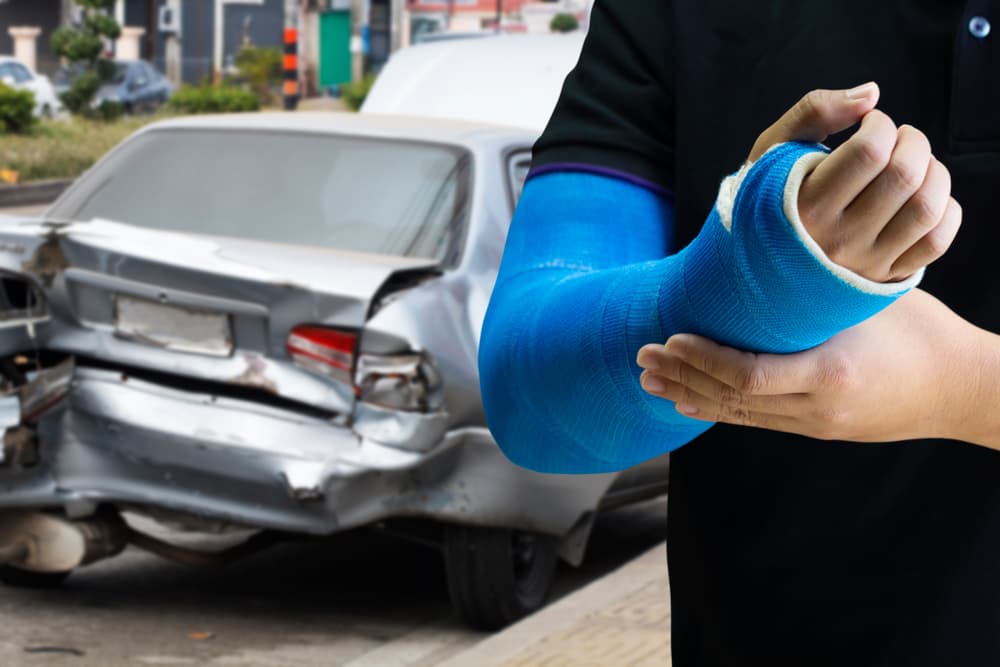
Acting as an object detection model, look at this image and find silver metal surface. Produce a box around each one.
[0,114,669,565]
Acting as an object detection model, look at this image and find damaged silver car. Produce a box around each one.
[0,113,669,630]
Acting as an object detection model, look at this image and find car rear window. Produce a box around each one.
[50,129,472,262]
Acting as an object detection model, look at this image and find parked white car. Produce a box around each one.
[0,56,63,118]
[362,33,585,133]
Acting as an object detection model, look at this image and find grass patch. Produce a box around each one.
[0,113,172,182]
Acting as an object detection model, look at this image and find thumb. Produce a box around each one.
[748,82,880,161]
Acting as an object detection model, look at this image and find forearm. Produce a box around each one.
[951,323,1000,449]
[481,146,919,473]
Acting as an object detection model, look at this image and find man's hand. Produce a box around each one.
[635,290,1000,448]
[748,83,962,282]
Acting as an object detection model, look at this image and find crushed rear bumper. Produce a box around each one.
[0,364,601,537]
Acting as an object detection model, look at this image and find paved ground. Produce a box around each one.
[442,544,671,667]
[0,499,667,667]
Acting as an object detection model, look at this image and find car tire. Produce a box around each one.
[0,565,70,588]
[443,524,558,631]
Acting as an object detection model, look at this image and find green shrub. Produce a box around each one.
[50,0,121,116]
[93,99,124,122]
[234,45,283,106]
[550,13,579,33]
[339,74,376,111]
[0,83,36,134]
[169,84,259,114]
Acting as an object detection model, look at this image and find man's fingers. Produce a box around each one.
[889,197,963,278]
[639,359,809,414]
[875,157,951,261]
[842,125,933,249]
[800,109,898,218]
[639,335,821,395]
[638,372,805,432]
[748,84,880,161]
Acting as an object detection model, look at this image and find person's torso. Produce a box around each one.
[664,2,1000,665]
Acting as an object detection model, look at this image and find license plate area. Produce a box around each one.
[113,295,233,357]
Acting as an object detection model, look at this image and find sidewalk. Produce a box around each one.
[440,543,672,667]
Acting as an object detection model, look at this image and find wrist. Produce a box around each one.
[718,142,911,351]
[953,327,1000,448]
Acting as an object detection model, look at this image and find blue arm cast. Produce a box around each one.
[479,142,919,474]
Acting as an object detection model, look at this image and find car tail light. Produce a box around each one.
[286,326,357,385]
[287,326,443,413]
[355,352,443,413]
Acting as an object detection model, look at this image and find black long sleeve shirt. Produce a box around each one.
[533,2,1000,665]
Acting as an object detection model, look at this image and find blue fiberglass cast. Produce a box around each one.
[478,142,923,474]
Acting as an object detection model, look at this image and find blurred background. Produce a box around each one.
[0,2,671,666]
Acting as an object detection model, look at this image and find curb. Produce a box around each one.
[438,542,670,667]
[0,179,73,208]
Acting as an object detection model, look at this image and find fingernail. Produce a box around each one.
[664,336,688,357]
[676,403,699,416]
[636,350,658,370]
[642,375,667,394]
[846,82,877,102]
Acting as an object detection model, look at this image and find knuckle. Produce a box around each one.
[723,404,755,426]
[855,135,892,168]
[694,351,716,377]
[798,89,823,118]
[821,233,851,266]
[819,354,856,392]
[909,191,942,228]
[735,365,768,394]
[922,226,951,259]
[674,361,693,386]
[717,383,745,407]
[889,155,925,192]
[797,187,825,227]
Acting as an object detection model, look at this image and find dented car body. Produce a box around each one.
[0,113,669,628]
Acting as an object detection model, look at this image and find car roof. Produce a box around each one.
[361,33,586,132]
[141,111,538,148]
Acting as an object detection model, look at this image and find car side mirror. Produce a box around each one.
[0,76,15,87]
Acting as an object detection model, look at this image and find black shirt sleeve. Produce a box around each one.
[531,0,676,192]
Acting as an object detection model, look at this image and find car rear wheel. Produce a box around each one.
[0,565,70,588]
[443,525,558,631]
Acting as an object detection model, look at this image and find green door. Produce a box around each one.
[320,11,352,90]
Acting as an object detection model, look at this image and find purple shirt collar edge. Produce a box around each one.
[527,163,675,200]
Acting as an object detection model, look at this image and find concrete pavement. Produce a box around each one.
[441,544,671,667]
[0,500,668,666]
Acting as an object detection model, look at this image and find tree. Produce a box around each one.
[50,0,122,117]
[234,46,283,107]
[549,13,579,33]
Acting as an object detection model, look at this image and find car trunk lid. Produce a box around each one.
[0,220,441,415]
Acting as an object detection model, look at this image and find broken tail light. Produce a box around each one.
[287,325,442,412]
[354,352,443,413]
[286,326,357,386]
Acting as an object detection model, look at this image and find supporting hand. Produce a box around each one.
[636,290,1000,448]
